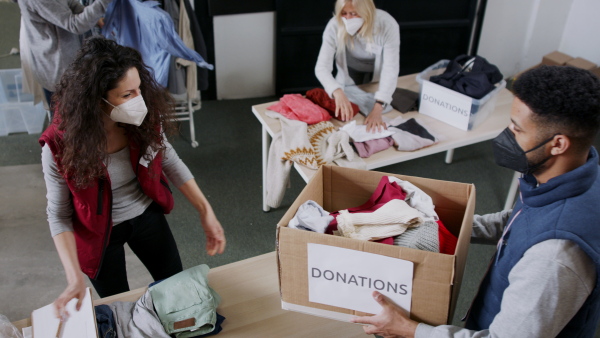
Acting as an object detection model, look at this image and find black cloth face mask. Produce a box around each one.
[492,128,557,174]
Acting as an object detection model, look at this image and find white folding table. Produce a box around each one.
[252,73,518,212]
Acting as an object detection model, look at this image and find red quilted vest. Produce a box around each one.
[39,124,174,278]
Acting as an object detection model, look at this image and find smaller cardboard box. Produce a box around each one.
[277,165,475,326]
[542,51,573,66]
[566,57,597,70]
[416,60,506,131]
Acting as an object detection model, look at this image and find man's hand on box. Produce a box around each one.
[351,291,418,338]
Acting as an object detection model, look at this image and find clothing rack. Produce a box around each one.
[171,85,201,148]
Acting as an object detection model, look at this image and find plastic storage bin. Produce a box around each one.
[0,68,47,135]
[416,60,506,131]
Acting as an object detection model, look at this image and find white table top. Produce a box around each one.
[252,74,514,182]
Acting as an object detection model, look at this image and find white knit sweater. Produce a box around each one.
[336,199,423,241]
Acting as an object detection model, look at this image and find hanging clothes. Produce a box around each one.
[180,0,210,91]
[19,17,45,105]
[161,0,187,95]
[175,0,199,101]
[102,0,213,88]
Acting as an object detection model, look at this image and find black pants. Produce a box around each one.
[89,202,183,298]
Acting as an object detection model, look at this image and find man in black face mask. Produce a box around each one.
[351,65,600,337]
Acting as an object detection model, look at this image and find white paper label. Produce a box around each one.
[307,243,413,315]
[420,81,473,130]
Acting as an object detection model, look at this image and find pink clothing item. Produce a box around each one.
[267,94,331,125]
[353,137,395,158]
[327,176,407,233]
[375,237,395,245]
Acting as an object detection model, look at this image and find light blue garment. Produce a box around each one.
[150,264,221,338]
[102,0,213,88]
[344,85,393,116]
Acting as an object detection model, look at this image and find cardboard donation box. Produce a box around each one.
[276,165,475,326]
[415,60,506,131]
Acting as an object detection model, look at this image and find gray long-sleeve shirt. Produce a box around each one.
[18,0,112,91]
[415,211,596,338]
[41,141,193,237]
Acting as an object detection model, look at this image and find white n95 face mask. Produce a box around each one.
[342,17,364,36]
[102,95,148,126]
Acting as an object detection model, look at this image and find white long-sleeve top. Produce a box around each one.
[314,9,400,105]
[41,140,193,237]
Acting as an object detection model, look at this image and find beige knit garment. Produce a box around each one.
[176,0,199,102]
[336,199,423,241]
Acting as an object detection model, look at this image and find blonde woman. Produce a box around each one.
[315,0,400,132]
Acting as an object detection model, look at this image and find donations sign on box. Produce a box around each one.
[419,80,473,131]
[307,243,414,315]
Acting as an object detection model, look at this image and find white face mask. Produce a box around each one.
[342,17,364,36]
[102,95,148,126]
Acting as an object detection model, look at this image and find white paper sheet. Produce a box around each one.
[31,288,97,338]
[307,243,414,315]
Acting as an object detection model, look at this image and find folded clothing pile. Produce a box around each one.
[306,88,360,119]
[267,94,331,124]
[96,265,225,338]
[288,176,458,255]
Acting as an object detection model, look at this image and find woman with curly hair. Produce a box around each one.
[39,36,226,317]
[315,0,400,132]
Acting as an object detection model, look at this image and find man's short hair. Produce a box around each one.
[513,65,600,152]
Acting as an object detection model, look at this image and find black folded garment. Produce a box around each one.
[391,88,419,113]
[429,55,503,99]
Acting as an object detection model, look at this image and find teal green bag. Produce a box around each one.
[150,265,221,337]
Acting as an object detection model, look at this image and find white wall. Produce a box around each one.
[478,0,574,78]
[479,0,600,78]
[560,0,600,65]
[213,12,275,100]
[477,0,537,77]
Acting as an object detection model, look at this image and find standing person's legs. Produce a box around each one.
[89,222,132,298]
[127,202,183,281]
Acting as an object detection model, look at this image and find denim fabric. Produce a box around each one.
[102,0,213,88]
[95,305,117,338]
[150,279,226,337]
[185,313,226,337]
[150,265,221,338]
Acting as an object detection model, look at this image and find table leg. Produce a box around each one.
[503,172,520,210]
[262,126,271,212]
[445,149,455,164]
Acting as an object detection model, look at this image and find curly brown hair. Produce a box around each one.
[53,36,177,188]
